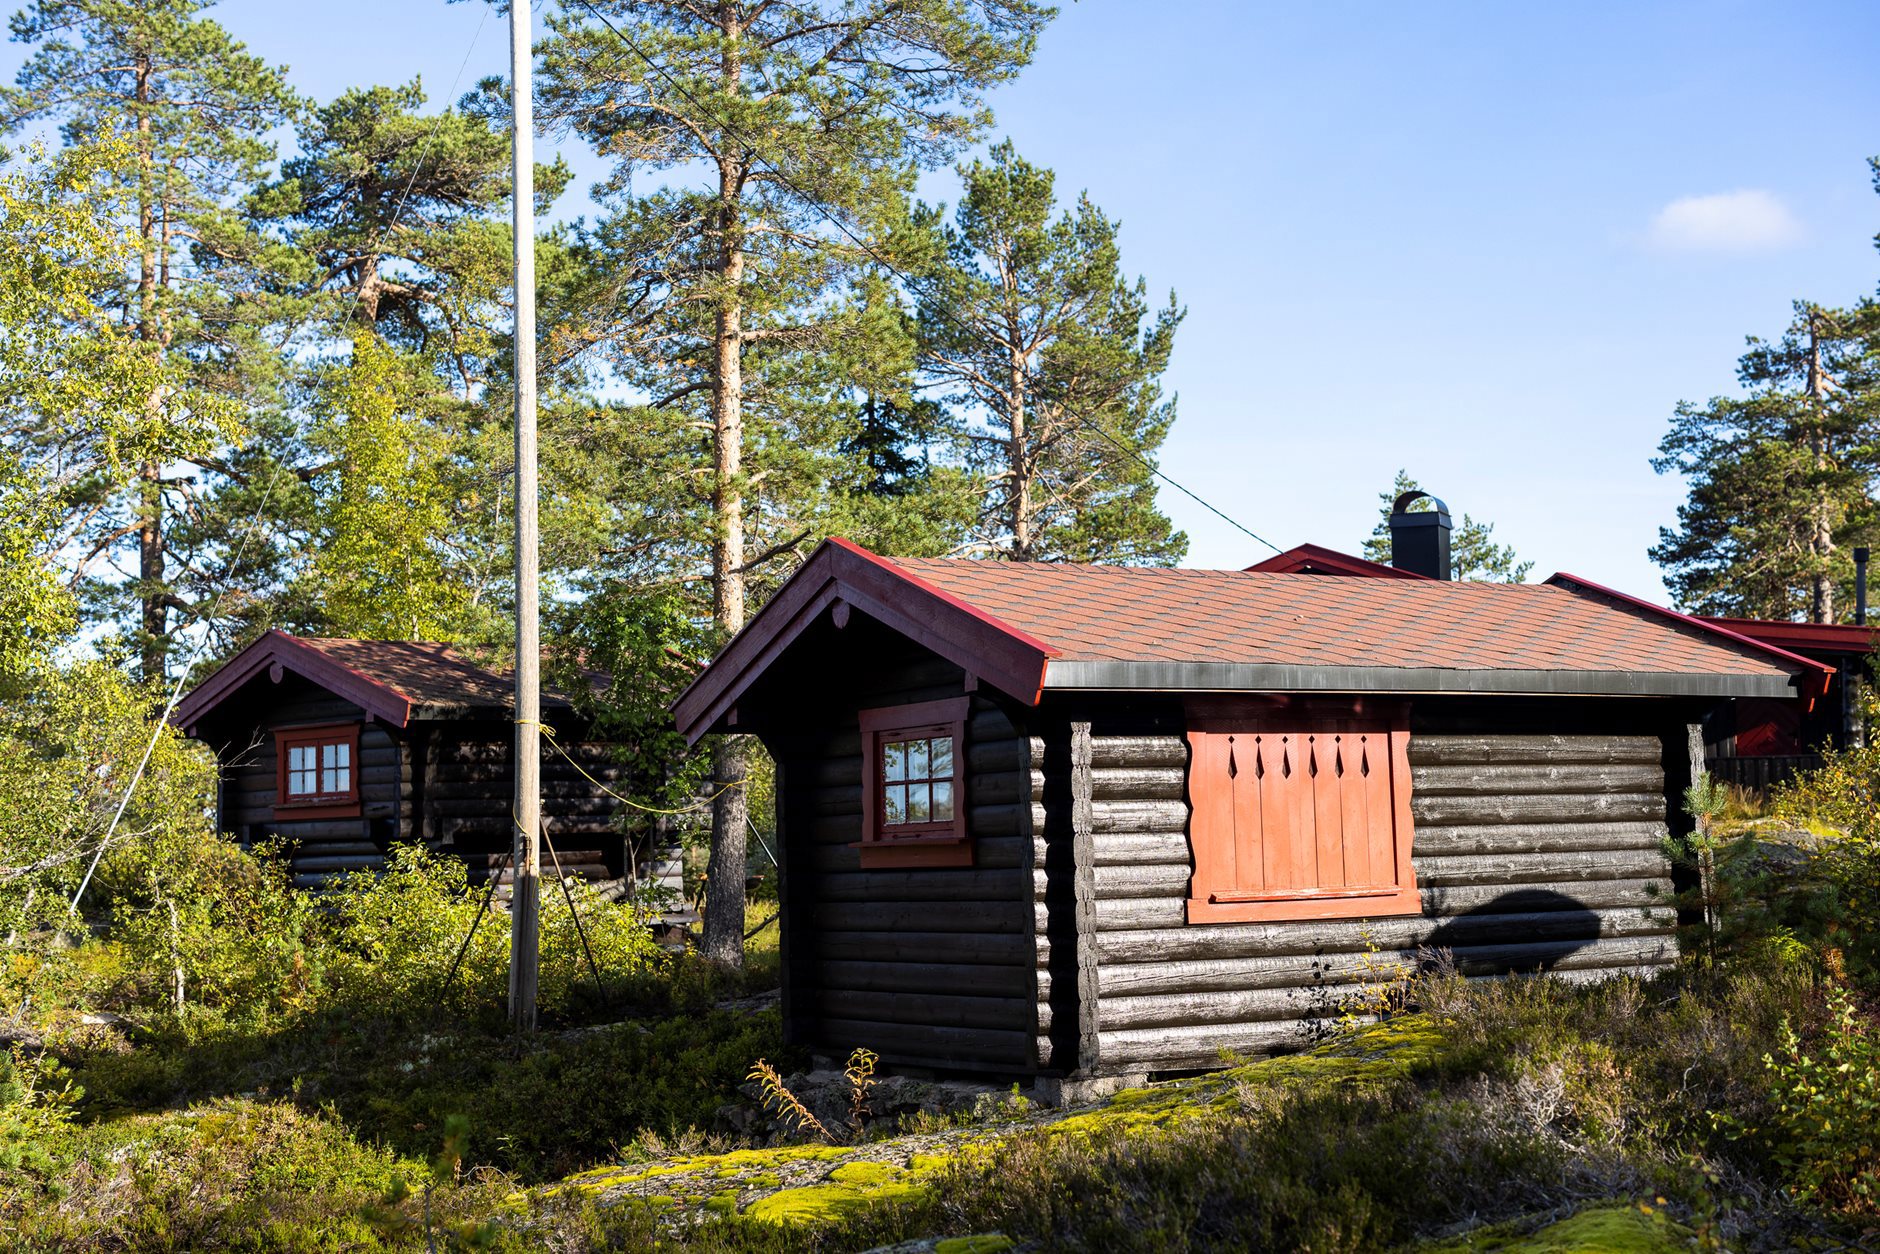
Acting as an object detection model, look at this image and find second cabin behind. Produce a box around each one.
[174,631,668,892]
[674,536,1828,1089]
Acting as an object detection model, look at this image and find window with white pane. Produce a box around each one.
[858,698,970,868]
[275,723,361,814]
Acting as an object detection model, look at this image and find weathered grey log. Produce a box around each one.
[1410,763,1664,797]
[1408,735,1663,766]
[1091,799,1189,835]
[1096,933,1674,997]
[1087,831,1192,868]
[1089,736,1188,768]
[1093,862,1192,900]
[813,868,1028,904]
[815,930,1032,965]
[1413,848,1671,888]
[1420,877,1669,915]
[1412,821,1666,858]
[1089,766,1186,800]
[1071,720,1101,1075]
[814,989,1028,1031]
[1095,903,1672,963]
[1098,1019,1315,1067]
[1411,791,1665,826]
[1099,984,1341,1031]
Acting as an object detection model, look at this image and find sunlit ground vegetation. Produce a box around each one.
[3,682,1879,1252]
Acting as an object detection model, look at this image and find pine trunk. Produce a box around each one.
[135,59,166,682]
[1806,312,1835,625]
[1007,342,1030,560]
[701,8,749,967]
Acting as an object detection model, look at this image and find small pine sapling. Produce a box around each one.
[1683,772,1730,960]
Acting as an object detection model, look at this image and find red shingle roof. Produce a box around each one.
[882,556,1796,678]
[672,539,1832,741]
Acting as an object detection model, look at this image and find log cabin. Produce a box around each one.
[174,631,645,890]
[673,515,1832,1091]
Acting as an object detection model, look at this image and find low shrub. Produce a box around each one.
[1733,983,1880,1213]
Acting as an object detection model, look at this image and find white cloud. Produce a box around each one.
[1647,189,1803,252]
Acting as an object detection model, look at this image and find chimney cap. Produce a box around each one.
[1390,490,1451,526]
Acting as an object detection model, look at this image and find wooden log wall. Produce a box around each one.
[423,731,634,879]
[214,676,633,886]
[1076,731,1678,1075]
[216,690,403,889]
[780,655,1036,1074]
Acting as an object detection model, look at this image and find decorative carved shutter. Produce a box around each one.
[1185,716,1421,924]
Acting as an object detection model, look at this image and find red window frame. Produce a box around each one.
[856,697,971,869]
[1185,707,1420,924]
[273,722,362,820]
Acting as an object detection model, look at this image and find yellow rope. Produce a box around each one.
[514,717,741,815]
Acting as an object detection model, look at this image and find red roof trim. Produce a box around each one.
[1545,573,1834,700]
[840,540,1062,662]
[172,630,415,733]
[671,539,1060,743]
[1243,543,1431,580]
[1697,616,1877,655]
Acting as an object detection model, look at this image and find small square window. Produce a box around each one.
[275,723,362,818]
[857,699,971,869]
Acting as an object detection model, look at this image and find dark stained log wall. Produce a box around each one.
[210,675,633,886]
[1071,728,1678,1074]
[766,639,1036,1075]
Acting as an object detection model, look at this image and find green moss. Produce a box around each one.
[1421,1203,1696,1253]
[742,1161,936,1227]
[703,1190,740,1216]
[552,1142,850,1197]
[828,1160,910,1185]
[934,1237,1014,1254]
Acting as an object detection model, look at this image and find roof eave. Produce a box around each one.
[172,630,415,734]
[1546,572,1835,700]
[672,538,1059,744]
[1040,660,1802,701]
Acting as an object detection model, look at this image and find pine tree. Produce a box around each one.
[2,0,302,679]
[1650,302,1880,621]
[915,142,1186,565]
[1362,470,1532,582]
[537,0,1050,965]
[257,80,552,642]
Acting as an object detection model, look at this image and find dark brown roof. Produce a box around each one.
[673,539,1832,741]
[290,637,533,710]
[174,630,573,732]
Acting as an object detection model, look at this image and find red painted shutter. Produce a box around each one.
[1185,716,1421,924]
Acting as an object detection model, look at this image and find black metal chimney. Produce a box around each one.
[1389,491,1452,580]
[1857,546,1870,626]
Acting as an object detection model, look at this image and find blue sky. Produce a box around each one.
[9,1,1879,603]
